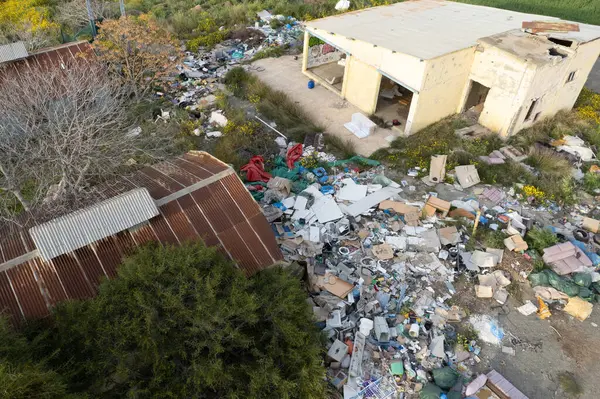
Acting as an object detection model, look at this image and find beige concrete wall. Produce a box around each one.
[515,39,600,133]
[409,48,476,133]
[344,55,381,114]
[467,43,531,136]
[468,39,600,137]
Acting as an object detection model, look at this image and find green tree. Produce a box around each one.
[0,318,69,399]
[46,242,325,398]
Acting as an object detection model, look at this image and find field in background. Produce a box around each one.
[455,0,600,25]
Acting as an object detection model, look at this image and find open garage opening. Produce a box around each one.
[375,75,414,133]
[305,36,347,95]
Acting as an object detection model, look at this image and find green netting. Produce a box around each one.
[419,384,443,399]
[432,367,459,390]
[528,272,549,287]
[545,269,580,297]
[573,272,592,287]
[327,156,380,167]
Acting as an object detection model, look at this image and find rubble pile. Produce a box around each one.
[240,144,558,397]
[238,140,600,397]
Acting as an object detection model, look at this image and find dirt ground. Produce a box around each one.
[452,271,600,399]
[393,174,600,398]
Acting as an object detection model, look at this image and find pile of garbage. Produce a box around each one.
[239,143,560,398]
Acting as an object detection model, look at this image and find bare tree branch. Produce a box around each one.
[0,58,173,226]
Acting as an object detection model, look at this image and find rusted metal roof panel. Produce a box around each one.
[183,152,227,174]
[74,246,108,286]
[30,188,159,261]
[160,202,199,243]
[173,157,214,180]
[0,272,22,321]
[235,221,275,268]
[30,257,67,306]
[113,231,137,257]
[152,160,201,186]
[218,227,260,275]
[7,264,48,319]
[220,174,262,219]
[0,151,278,321]
[149,215,179,245]
[51,254,95,299]
[178,195,220,247]
[249,213,284,262]
[128,223,159,246]
[191,186,233,234]
[92,237,124,279]
[139,167,185,195]
[1,234,28,261]
[209,181,246,225]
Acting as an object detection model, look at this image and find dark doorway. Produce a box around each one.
[464,80,491,113]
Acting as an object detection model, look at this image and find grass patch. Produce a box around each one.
[324,135,357,159]
[583,172,600,193]
[251,46,286,62]
[525,146,571,178]
[559,372,583,397]
[526,227,558,255]
[454,0,600,25]
[224,67,323,142]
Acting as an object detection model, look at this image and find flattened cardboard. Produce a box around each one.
[429,155,447,184]
[455,165,480,188]
[316,273,354,298]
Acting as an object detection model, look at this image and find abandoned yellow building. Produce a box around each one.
[302,0,600,137]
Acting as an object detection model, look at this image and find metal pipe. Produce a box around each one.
[254,115,287,139]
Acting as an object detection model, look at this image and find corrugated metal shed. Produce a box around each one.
[306,0,600,60]
[30,188,159,261]
[0,151,282,323]
[0,42,28,63]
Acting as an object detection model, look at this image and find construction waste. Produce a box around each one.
[155,10,303,133]
[240,144,599,398]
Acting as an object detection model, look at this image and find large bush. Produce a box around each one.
[40,242,326,398]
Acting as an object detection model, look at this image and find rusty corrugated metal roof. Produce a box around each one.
[0,151,282,323]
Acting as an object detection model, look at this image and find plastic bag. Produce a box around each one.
[573,272,592,287]
[432,367,459,390]
[591,282,600,295]
[578,286,595,302]
[528,272,549,287]
[419,384,443,399]
[447,392,462,399]
[545,269,580,297]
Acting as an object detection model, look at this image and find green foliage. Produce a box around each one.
[308,36,325,47]
[0,318,69,399]
[251,45,285,61]
[526,227,558,255]
[583,171,600,193]
[40,242,325,398]
[325,135,357,159]
[224,67,323,142]
[559,372,584,397]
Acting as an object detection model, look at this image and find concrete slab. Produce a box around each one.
[585,57,600,93]
[251,56,396,156]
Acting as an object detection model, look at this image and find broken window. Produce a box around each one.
[525,99,538,122]
[548,37,574,47]
[548,48,567,58]
[566,71,576,83]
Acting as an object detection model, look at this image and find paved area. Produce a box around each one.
[585,57,600,93]
[251,56,397,156]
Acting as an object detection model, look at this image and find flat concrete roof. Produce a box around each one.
[306,0,600,60]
